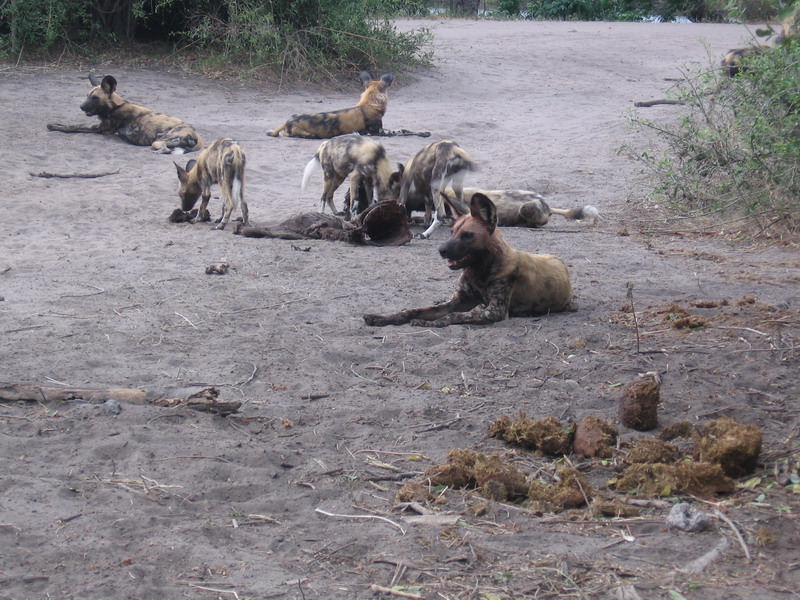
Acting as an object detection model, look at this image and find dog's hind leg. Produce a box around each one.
[320,173,346,214]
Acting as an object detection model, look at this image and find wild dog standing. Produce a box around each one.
[47,74,202,154]
[175,138,247,230]
[441,188,599,227]
[398,140,475,239]
[269,72,394,139]
[364,193,573,327]
[301,134,400,220]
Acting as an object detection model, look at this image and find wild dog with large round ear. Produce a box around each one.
[397,140,475,240]
[269,71,395,139]
[47,74,202,154]
[364,193,574,327]
[174,138,247,230]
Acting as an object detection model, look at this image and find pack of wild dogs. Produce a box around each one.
[48,69,601,326]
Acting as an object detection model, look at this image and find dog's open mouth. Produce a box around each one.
[445,257,468,270]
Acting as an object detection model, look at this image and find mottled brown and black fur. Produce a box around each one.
[363,194,574,327]
[302,134,400,220]
[722,12,797,76]
[441,187,599,227]
[269,72,394,139]
[398,140,475,239]
[175,138,247,230]
[47,74,202,154]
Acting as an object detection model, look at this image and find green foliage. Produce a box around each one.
[522,0,787,21]
[1,0,92,53]
[629,37,800,235]
[180,0,432,80]
[0,0,431,81]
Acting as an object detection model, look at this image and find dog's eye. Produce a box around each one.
[460,231,474,240]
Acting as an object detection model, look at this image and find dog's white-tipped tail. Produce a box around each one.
[551,205,600,224]
[301,156,321,191]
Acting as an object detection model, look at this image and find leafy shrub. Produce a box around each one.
[0,1,432,81]
[628,37,800,235]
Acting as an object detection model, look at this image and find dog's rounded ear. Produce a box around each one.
[470,193,497,234]
[100,75,117,96]
[174,161,188,183]
[359,71,373,86]
[379,73,394,89]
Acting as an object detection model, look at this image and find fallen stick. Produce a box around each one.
[0,384,147,404]
[29,169,121,179]
[369,584,424,599]
[0,384,240,415]
[314,507,406,535]
[677,536,729,574]
[633,99,684,107]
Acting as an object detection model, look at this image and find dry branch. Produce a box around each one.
[29,169,121,179]
[0,384,240,415]
[633,98,685,107]
[0,384,147,404]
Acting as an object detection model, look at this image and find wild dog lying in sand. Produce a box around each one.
[269,72,394,139]
[174,138,247,230]
[235,201,411,246]
[301,134,401,220]
[441,188,599,227]
[363,193,573,327]
[47,74,202,154]
[398,140,475,239]
[722,12,797,76]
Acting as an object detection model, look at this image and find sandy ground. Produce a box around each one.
[1,18,799,600]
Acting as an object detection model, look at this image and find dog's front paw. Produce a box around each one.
[414,232,430,240]
[363,314,390,327]
[410,318,443,327]
[214,222,227,230]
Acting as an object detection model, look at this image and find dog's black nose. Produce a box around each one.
[438,242,450,258]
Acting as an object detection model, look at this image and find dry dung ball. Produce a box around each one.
[573,416,618,458]
[618,375,660,431]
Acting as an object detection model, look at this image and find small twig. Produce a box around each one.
[677,536,729,574]
[174,312,197,328]
[633,98,685,107]
[713,508,751,562]
[413,416,461,433]
[626,282,640,353]
[30,169,121,179]
[186,583,240,598]
[369,583,423,599]
[314,507,406,535]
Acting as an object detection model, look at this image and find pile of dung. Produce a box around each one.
[528,466,592,511]
[573,416,618,458]
[623,438,679,464]
[611,461,734,497]
[618,374,660,431]
[488,413,574,455]
[660,420,698,441]
[697,417,762,477]
[422,449,529,502]
[396,480,432,503]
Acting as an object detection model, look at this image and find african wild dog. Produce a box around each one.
[301,134,401,220]
[47,74,202,154]
[175,138,247,230]
[398,140,475,239]
[441,188,599,227]
[364,193,574,327]
[269,71,394,139]
[722,11,797,76]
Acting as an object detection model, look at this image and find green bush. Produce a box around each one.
[629,37,800,235]
[0,0,432,80]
